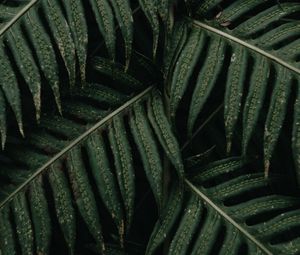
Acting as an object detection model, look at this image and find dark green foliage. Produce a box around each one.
[0,0,300,254]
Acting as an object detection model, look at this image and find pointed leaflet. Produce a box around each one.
[138,0,159,58]
[89,0,116,60]
[0,207,16,255]
[0,89,6,149]
[187,36,225,136]
[11,193,34,255]
[169,193,203,255]
[242,56,270,154]
[29,177,51,255]
[148,91,184,178]
[191,209,221,255]
[279,39,300,65]
[163,21,188,79]
[61,0,88,83]
[192,157,246,184]
[256,210,300,239]
[234,3,300,38]
[224,46,247,153]
[24,9,61,115]
[129,103,163,209]
[66,147,105,252]
[48,163,76,253]
[159,0,169,22]
[92,57,144,91]
[108,116,135,229]
[0,41,23,136]
[146,181,184,255]
[6,24,42,121]
[264,67,292,176]
[110,0,133,69]
[232,195,300,220]
[169,28,205,118]
[216,0,263,24]
[74,83,129,107]
[41,0,76,87]
[218,224,241,255]
[210,174,270,200]
[256,22,300,51]
[85,132,125,240]
[292,79,300,185]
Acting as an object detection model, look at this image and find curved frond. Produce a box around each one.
[0,57,182,254]
[0,0,172,147]
[167,3,300,175]
[147,158,300,254]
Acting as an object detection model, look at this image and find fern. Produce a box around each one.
[167,1,300,176]
[1,1,300,254]
[147,157,300,254]
[0,56,184,253]
[0,0,167,145]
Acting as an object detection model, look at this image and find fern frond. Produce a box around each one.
[168,9,300,176]
[0,56,181,253]
[148,157,300,254]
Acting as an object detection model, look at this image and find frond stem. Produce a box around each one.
[0,86,154,209]
[191,19,300,75]
[185,179,273,255]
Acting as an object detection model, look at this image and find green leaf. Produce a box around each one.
[6,24,42,120]
[110,0,133,69]
[108,115,135,230]
[66,147,105,252]
[85,132,125,241]
[169,28,205,118]
[146,181,184,255]
[29,177,51,255]
[61,0,88,83]
[224,45,247,153]
[234,3,300,38]
[41,0,76,87]
[190,208,219,255]
[0,207,16,255]
[169,193,202,255]
[11,193,34,255]
[263,66,292,176]
[148,91,184,178]
[129,103,163,209]
[92,57,145,91]
[163,21,188,79]
[24,9,61,115]
[242,56,270,154]
[138,0,159,58]
[292,80,300,185]
[89,0,116,60]
[187,36,225,136]
[48,163,76,253]
[0,89,7,149]
[0,41,23,136]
